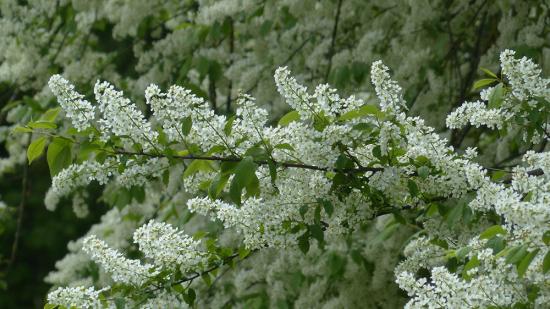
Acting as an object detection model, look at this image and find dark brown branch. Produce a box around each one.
[226,18,234,114]
[8,136,31,270]
[113,150,384,174]
[324,0,344,82]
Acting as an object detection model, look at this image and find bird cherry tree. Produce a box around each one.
[14,49,549,308]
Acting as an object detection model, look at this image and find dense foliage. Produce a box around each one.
[0,0,549,308]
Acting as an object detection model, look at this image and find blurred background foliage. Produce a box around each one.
[0,0,548,307]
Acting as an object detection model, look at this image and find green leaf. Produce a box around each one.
[12,126,32,133]
[278,110,300,126]
[267,160,278,188]
[44,304,58,309]
[407,179,419,197]
[238,246,251,259]
[224,115,236,135]
[372,146,382,160]
[488,83,505,109]
[130,186,146,203]
[313,205,321,225]
[462,255,479,280]
[229,157,258,205]
[309,224,324,248]
[479,225,507,239]
[417,166,430,179]
[339,104,381,121]
[517,249,539,278]
[181,116,193,136]
[201,273,212,286]
[446,204,464,227]
[473,78,496,90]
[183,288,196,305]
[543,251,550,274]
[47,137,72,176]
[542,231,550,245]
[274,143,295,151]
[480,67,498,79]
[183,160,214,178]
[319,199,334,217]
[40,107,61,122]
[297,232,310,254]
[27,121,57,129]
[27,136,48,164]
[506,245,528,265]
[208,173,230,199]
[426,203,439,217]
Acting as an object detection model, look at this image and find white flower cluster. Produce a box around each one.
[51,160,115,198]
[82,234,158,286]
[446,100,508,129]
[48,75,96,131]
[147,83,228,152]
[500,49,550,101]
[370,60,407,114]
[133,220,207,271]
[47,286,108,309]
[94,80,158,149]
[447,49,550,134]
[274,67,313,118]
[117,157,169,188]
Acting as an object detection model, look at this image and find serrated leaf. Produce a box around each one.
[506,245,528,265]
[480,67,498,79]
[183,160,214,178]
[517,249,539,278]
[274,143,295,151]
[297,232,310,254]
[27,136,48,164]
[446,204,464,227]
[12,126,32,133]
[47,137,72,176]
[313,205,321,225]
[278,110,300,126]
[201,273,212,286]
[40,107,61,122]
[229,157,258,205]
[488,83,505,109]
[473,78,496,90]
[339,104,381,121]
[479,225,507,239]
[181,116,193,136]
[543,251,550,274]
[417,166,430,179]
[224,115,236,135]
[208,173,230,199]
[372,145,382,160]
[309,224,324,247]
[407,179,419,197]
[27,121,57,129]
[267,160,277,189]
[462,255,479,280]
[319,199,334,217]
[238,247,251,259]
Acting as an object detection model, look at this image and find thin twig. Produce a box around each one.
[112,150,383,174]
[7,135,31,270]
[324,0,344,83]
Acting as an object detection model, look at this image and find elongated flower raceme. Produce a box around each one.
[48,75,96,131]
[82,235,158,286]
[133,220,207,271]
